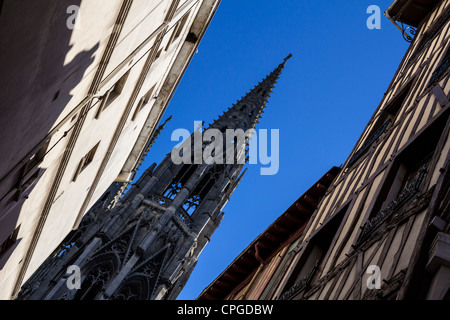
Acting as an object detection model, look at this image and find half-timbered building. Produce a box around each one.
[199,0,450,300]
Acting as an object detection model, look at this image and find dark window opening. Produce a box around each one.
[52,90,60,102]
[132,84,156,121]
[73,263,113,300]
[182,165,224,214]
[0,225,20,258]
[70,113,78,123]
[155,48,163,59]
[166,13,189,50]
[7,140,49,203]
[357,113,447,245]
[348,82,412,168]
[407,8,450,66]
[186,32,198,44]
[73,142,100,182]
[371,81,411,137]
[163,164,199,199]
[428,45,450,87]
[281,209,346,299]
[174,14,189,40]
[96,71,130,118]
[27,139,50,174]
[81,144,99,171]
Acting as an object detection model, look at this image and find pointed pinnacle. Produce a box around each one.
[161,115,172,126]
[206,55,291,131]
[284,53,293,62]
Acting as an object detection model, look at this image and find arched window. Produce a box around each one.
[182,165,224,214]
[112,276,151,300]
[73,256,118,300]
[163,164,199,199]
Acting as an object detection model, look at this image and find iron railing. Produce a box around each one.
[356,163,429,246]
[347,119,391,167]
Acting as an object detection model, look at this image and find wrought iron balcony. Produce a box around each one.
[347,119,391,167]
[356,163,429,246]
[428,52,450,87]
[280,262,318,300]
[407,8,450,67]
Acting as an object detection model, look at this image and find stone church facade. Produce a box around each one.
[16,58,291,300]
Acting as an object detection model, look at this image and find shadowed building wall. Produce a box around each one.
[0,0,221,300]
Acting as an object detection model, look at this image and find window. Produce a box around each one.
[163,164,198,199]
[357,112,447,245]
[70,113,78,123]
[0,225,20,258]
[428,46,450,87]
[73,260,115,300]
[357,154,432,246]
[407,8,450,67]
[27,139,50,173]
[372,82,410,134]
[73,142,100,182]
[52,90,60,102]
[165,13,189,50]
[0,140,48,204]
[348,82,412,168]
[95,71,130,119]
[183,167,218,214]
[281,209,346,299]
[131,85,156,121]
[12,140,50,201]
[155,48,163,60]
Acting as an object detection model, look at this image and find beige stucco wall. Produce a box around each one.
[0,0,220,300]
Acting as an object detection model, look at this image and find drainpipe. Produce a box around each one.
[239,242,265,300]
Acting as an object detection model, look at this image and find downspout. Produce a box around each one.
[239,242,265,300]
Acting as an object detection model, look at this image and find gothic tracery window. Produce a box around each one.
[163,164,198,199]
[164,181,182,199]
[74,263,114,300]
[182,165,224,215]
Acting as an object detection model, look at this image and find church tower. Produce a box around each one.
[17,56,291,300]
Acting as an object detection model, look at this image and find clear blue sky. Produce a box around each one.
[137,0,410,300]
